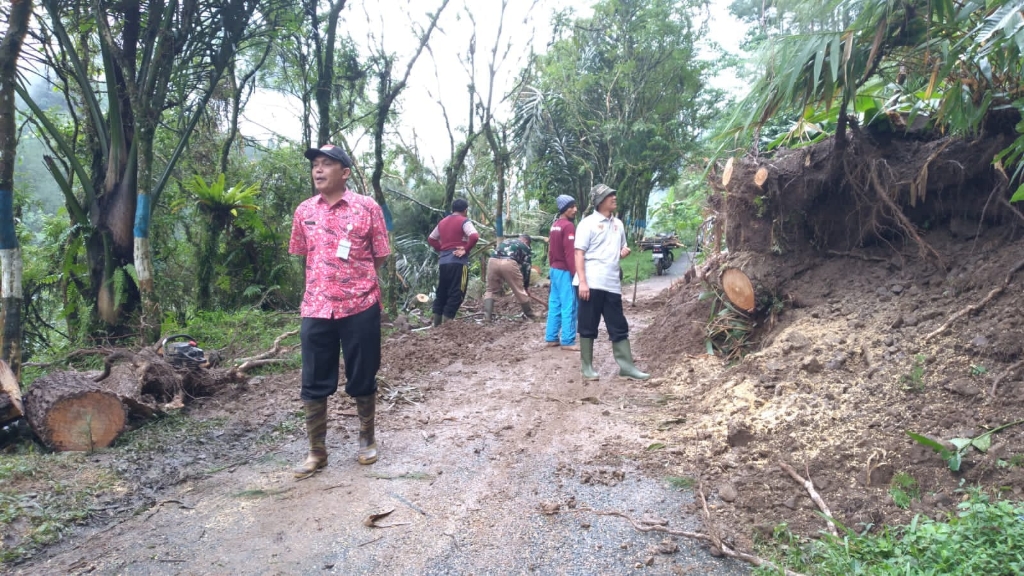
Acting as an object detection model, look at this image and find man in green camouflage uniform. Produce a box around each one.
[483,234,537,321]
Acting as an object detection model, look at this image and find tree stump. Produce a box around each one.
[709,251,817,314]
[24,371,127,451]
[0,359,24,426]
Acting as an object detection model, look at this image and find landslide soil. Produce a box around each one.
[7,256,750,575]
[8,222,1024,574]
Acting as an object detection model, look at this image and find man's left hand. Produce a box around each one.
[453,247,466,258]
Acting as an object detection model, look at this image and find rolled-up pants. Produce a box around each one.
[545,268,577,345]
[300,304,381,401]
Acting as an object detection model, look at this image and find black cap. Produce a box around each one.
[304,144,353,168]
[451,198,469,213]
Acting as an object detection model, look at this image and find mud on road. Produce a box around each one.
[13,259,748,575]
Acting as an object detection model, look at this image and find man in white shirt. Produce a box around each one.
[573,184,649,381]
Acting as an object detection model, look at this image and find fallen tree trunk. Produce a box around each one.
[0,359,23,425]
[24,371,126,451]
[93,347,248,419]
[699,251,817,314]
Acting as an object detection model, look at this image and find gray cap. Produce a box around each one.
[304,144,353,168]
[590,184,616,208]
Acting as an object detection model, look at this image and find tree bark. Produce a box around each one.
[0,0,32,378]
[0,359,23,425]
[92,347,248,420]
[24,371,127,452]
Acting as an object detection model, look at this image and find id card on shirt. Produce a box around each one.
[336,238,352,260]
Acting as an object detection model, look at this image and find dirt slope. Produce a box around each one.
[10,258,748,575]
[633,223,1024,550]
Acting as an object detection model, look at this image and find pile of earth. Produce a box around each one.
[630,221,1024,551]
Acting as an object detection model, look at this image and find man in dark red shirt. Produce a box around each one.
[545,195,579,350]
[427,199,479,325]
[289,144,391,479]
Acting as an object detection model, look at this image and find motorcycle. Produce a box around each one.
[640,233,681,276]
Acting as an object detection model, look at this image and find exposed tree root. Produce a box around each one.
[826,250,888,262]
[1001,197,1024,225]
[233,329,299,374]
[868,160,945,269]
[924,257,1024,341]
[779,462,839,537]
[990,359,1024,397]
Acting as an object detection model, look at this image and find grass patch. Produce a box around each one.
[666,476,696,491]
[888,472,920,509]
[621,249,657,285]
[754,491,1024,575]
[114,411,227,453]
[900,354,928,392]
[0,450,122,565]
[232,487,292,499]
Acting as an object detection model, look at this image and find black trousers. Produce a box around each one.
[578,289,629,343]
[300,305,381,401]
[433,263,468,318]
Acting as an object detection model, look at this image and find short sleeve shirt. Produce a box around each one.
[574,211,626,294]
[289,189,392,319]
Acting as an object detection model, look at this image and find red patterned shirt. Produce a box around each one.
[289,189,391,319]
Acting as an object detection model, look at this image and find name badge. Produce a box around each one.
[336,239,352,260]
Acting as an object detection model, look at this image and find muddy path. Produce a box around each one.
[15,259,746,575]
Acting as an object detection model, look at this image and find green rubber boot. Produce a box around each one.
[612,339,650,380]
[580,338,599,381]
[354,394,378,465]
[293,398,328,479]
[483,298,495,322]
[432,313,443,327]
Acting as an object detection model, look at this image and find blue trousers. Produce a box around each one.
[545,268,578,346]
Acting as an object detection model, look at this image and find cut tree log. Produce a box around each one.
[708,251,817,315]
[721,268,755,313]
[753,167,768,187]
[722,157,734,186]
[0,359,24,425]
[24,371,126,451]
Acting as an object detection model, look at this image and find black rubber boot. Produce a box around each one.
[293,398,328,479]
[612,339,650,380]
[354,394,378,465]
[483,298,495,322]
[580,338,599,381]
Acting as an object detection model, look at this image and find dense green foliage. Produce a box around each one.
[755,491,1024,576]
[721,0,1024,178]
[513,0,723,237]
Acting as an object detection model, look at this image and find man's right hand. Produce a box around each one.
[453,247,466,258]
[578,282,590,301]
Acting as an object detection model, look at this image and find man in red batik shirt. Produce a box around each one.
[289,144,391,479]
